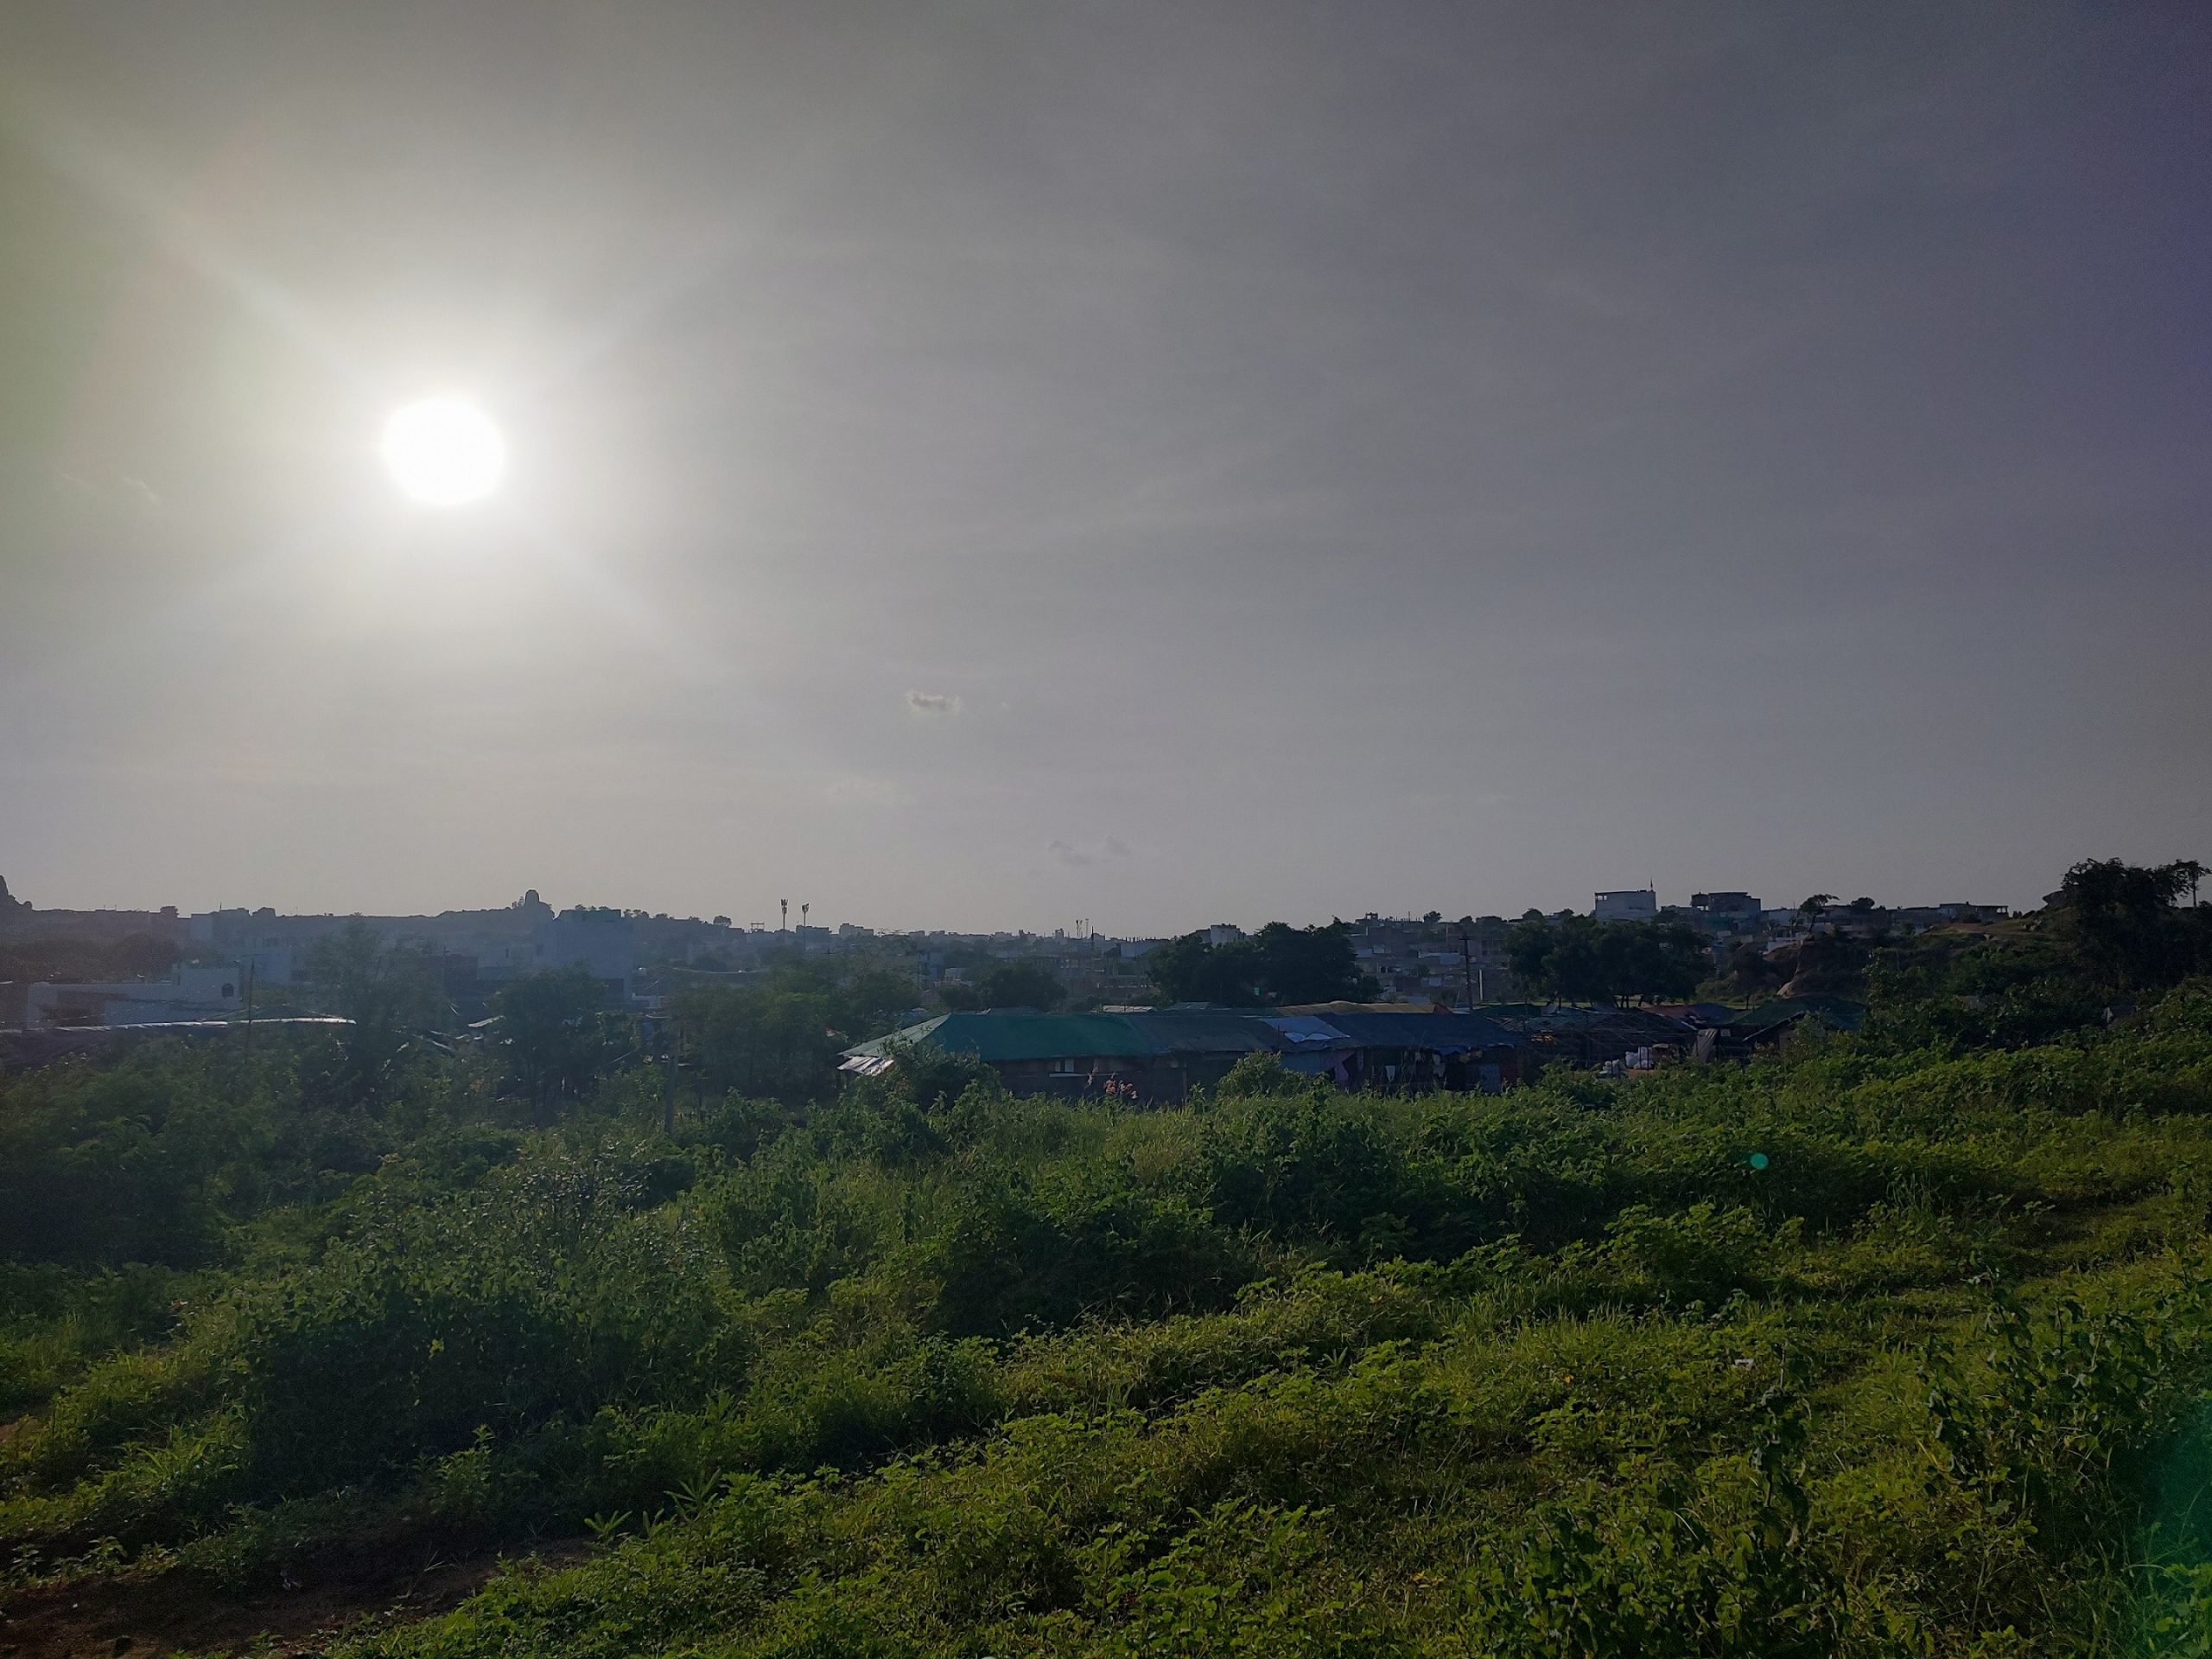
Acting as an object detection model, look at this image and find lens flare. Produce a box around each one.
[380,397,507,506]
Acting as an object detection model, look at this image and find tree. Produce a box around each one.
[1778,931,1870,996]
[1505,917,1559,997]
[674,959,917,1103]
[493,967,622,1122]
[2058,858,2212,990]
[1146,932,1266,1005]
[1607,920,1707,1002]
[304,921,445,1107]
[1797,894,1836,928]
[1719,941,1786,1000]
[842,964,921,1031]
[1503,916,1707,1005]
[685,983,839,1102]
[1147,922,1375,1007]
[975,961,1066,1010]
[1250,922,1375,1003]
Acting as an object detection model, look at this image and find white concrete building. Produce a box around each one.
[27,965,245,1029]
[1593,888,1658,924]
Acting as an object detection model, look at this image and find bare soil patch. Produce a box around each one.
[0,1538,588,1659]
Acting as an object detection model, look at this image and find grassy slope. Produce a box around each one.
[5,991,2212,1653]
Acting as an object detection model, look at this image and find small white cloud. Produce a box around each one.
[906,690,962,717]
[1050,838,1091,868]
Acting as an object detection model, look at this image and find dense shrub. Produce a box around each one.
[913,1168,1253,1334]
[232,1149,740,1493]
[4,978,2212,1654]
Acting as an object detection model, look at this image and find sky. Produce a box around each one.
[2,1,2208,935]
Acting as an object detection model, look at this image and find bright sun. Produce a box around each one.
[380,396,507,506]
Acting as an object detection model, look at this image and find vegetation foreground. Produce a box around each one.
[9,903,2212,1651]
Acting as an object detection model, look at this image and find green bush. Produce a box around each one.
[232,1148,739,1494]
[7,975,2212,1653]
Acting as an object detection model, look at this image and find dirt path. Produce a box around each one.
[0,1539,589,1659]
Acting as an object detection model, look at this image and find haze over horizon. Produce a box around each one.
[4,2,2207,935]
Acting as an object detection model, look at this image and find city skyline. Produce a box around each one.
[3,868,2020,944]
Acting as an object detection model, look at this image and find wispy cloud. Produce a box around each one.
[41,463,164,516]
[1050,836,1133,868]
[906,690,962,717]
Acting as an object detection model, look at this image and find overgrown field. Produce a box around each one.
[9,982,2212,1652]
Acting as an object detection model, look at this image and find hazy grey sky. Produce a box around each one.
[3,2,2207,933]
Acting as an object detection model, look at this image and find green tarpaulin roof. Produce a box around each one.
[846,1011,1166,1063]
[845,1007,1529,1065]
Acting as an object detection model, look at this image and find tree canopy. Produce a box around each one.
[2056,856,2212,990]
[971,960,1067,1011]
[302,922,447,1106]
[673,963,917,1101]
[1503,914,1707,1005]
[1147,921,1377,1007]
[492,966,626,1122]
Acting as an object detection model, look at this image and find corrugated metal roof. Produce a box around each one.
[1473,1002,1546,1022]
[845,1006,1533,1065]
[1776,994,1866,1031]
[847,1011,1164,1063]
[1522,1008,1696,1042]
[1281,1048,1356,1076]
[1260,1014,1354,1046]
[1310,1010,1522,1051]
[1721,995,1865,1033]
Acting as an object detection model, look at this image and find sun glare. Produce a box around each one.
[380,396,507,506]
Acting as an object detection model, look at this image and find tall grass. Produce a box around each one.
[5,984,2212,1652]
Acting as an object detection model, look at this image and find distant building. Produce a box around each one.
[1937,902,2009,924]
[1672,892,1762,938]
[1885,902,2010,933]
[1690,892,1761,919]
[238,944,296,985]
[1,886,185,945]
[546,909,638,988]
[26,964,245,1029]
[1349,912,1513,1006]
[1593,888,1658,924]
